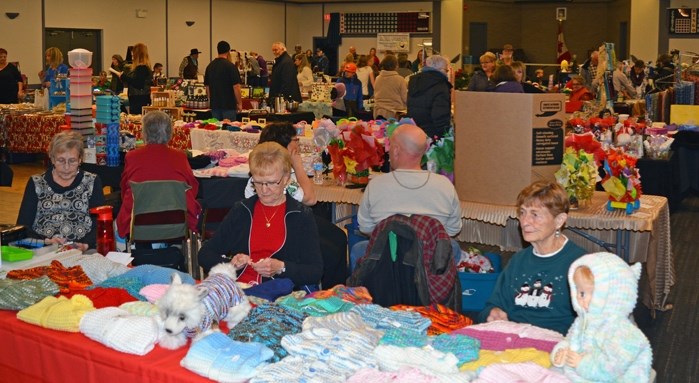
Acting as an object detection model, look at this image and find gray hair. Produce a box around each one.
[49,130,84,160]
[425,55,449,72]
[142,110,173,144]
[273,42,286,50]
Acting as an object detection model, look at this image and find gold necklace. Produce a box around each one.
[261,204,282,228]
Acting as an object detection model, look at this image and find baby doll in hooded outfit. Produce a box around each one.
[551,252,652,382]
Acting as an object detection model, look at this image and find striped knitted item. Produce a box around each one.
[0,275,60,311]
[8,260,93,291]
[119,301,160,317]
[380,328,429,348]
[431,333,481,365]
[278,295,354,316]
[351,304,432,333]
[391,304,473,335]
[302,311,380,337]
[181,331,274,382]
[228,303,307,362]
[80,307,160,355]
[184,273,247,337]
[17,294,95,332]
[58,253,129,284]
[281,327,380,372]
[250,355,342,383]
[373,344,460,375]
[307,285,374,304]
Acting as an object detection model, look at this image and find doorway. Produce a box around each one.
[469,22,488,65]
[44,28,103,73]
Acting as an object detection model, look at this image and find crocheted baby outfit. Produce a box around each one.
[351,304,432,333]
[373,344,460,375]
[307,285,374,304]
[473,361,570,383]
[8,260,92,291]
[346,367,439,383]
[80,307,160,355]
[452,321,564,353]
[391,304,472,335]
[119,301,160,317]
[301,311,380,337]
[119,264,195,285]
[17,294,95,332]
[228,303,307,362]
[184,272,248,337]
[460,348,552,371]
[181,331,274,382]
[0,275,60,310]
[277,295,355,316]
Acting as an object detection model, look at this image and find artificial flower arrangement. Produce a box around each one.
[601,148,642,214]
[425,128,455,183]
[322,118,384,185]
[555,147,600,208]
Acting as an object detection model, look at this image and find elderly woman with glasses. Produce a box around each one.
[198,141,323,291]
[478,181,586,335]
[567,75,594,102]
[467,51,497,92]
[17,131,105,251]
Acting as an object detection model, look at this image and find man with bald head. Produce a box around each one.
[349,124,463,271]
[270,41,302,102]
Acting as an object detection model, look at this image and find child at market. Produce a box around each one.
[551,252,652,382]
[336,63,363,118]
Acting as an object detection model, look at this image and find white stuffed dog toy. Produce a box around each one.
[157,263,251,349]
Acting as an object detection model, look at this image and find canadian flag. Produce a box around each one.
[557,21,572,64]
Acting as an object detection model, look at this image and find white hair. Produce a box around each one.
[425,55,449,72]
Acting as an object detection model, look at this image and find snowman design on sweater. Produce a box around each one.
[515,278,555,308]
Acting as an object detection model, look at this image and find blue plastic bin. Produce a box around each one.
[459,252,502,312]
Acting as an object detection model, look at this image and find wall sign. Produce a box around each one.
[376,33,410,53]
[669,8,698,35]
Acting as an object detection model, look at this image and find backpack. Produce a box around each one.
[348,214,461,310]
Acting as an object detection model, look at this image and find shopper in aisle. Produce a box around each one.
[0,48,24,104]
[367,47,380,74]
[567,75,594,102]
[198,141,323,290]
[407,55,452,140]
[39,47,68,89]
[269,42,302,102]
[479,180,586,335]
[314,48,329,75]
[116,111,201,238]
[491,64,524,93]
[372,54,407,120]
[411,49,427,73]
[109,54,126,95]
[337,53,356,77]
[17,131,105,251]
[336,63,364,118]
[580,49,600,92]
[249,51,269,88]
[349,124,462,272]
[397,53,414,77]
[121,43,152,114]
[499,43,514,66]
[294,53,314,95]
[152,63,164,86]
[349,46,358,61]
[467,52,496,91]
[612,60,637,100]
[355,55,375,99]
[179,48,201,79]
[204,40,242,122]
[511,61,544,94]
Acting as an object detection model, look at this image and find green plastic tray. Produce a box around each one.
[1,246,34,262]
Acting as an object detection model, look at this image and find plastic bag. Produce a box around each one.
[34,89,49,111]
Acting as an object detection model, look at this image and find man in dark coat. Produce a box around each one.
[407,55,452,140]
[269,42,302,102]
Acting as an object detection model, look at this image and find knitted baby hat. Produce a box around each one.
[0,275,60,311]
[80,307,161,355]
[181,331,274,382]
[17,294,95,332]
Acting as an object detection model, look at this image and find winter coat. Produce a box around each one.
[407,69,452,139]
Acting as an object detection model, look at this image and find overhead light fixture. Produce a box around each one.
[185,21,195,27]
[5,12,19,20]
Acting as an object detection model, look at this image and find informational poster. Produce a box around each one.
[531,128,564,166]
[377,33,410,53]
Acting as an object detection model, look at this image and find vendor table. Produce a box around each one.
[670,130,699,198]
[313,183,673,312]
[636,152,681,212]
[237,110,315,125]
[189,128,314,153]
[2,113,65,153]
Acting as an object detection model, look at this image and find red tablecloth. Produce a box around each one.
[0,310,209,383]
[3,113,66,153]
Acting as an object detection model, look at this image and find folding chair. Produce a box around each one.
[127,180,198,277]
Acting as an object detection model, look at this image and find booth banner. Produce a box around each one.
[377,33,410,53]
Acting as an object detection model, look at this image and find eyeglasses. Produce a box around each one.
[54,158,80,167]
[480,61,493,65]
[251,177,284,189]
